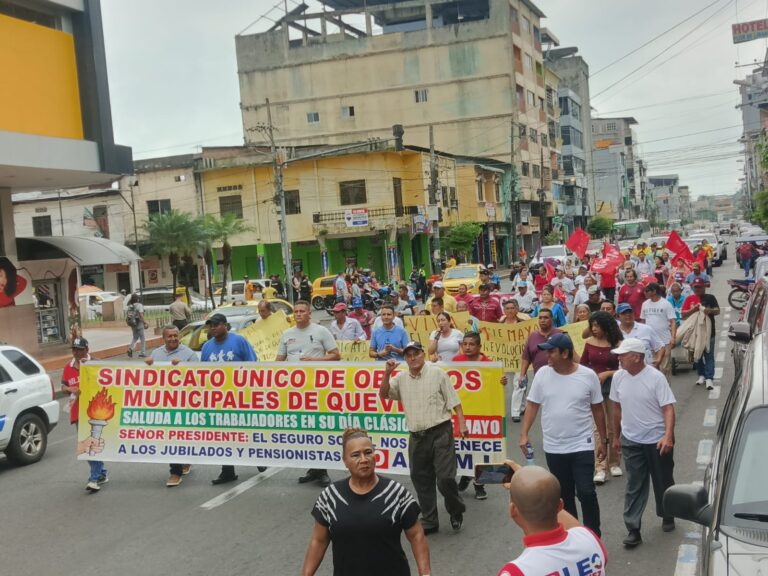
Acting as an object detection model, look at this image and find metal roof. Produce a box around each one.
[16,236,141,265]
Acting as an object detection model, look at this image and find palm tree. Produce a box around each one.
[143,210,203,301]
[203,213,252,306]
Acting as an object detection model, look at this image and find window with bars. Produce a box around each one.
[341,106,355,118]
[307,112,320,124]
[529,128,538,143]
[541,134,548,147]
[32,215,52,236]
[532,164,541,179]
[606,122,617,132]
[219,195,243,219]
[340,180,367,205]
[524,53,533,71]
[285,190,301,215]
[415,89,429,103]
[519,124,527,138]
[522,162,530,177]
[494,180,501,203]
[476,179,484,202]
[527,90,535,106]
[147,199,171,215]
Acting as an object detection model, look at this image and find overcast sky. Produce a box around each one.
[101,0,768,198]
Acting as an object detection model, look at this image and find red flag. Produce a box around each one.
[545,261,556,282]
[666,231,694,265]
[565,228,590,259]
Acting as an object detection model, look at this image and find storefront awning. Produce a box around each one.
[16,236,141,265]
[477,164,506,174]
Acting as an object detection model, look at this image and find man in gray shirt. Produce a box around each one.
[276,300,340,486]
[146,324,199,487]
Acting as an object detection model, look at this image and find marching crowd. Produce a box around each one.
[62,234,725,575]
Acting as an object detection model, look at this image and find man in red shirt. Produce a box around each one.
[468,283,503,322]
[618,269,646,321]
[61,337,107,493]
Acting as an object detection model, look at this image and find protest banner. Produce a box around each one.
[238,310,291,361]
[77,361,506,475]
[403,311,470,344]
[337,340,371,362]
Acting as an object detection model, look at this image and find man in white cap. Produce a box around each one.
[513,280,535,314]
[426,280,457,313]
[550,266,576,313]
[610,338,676,548]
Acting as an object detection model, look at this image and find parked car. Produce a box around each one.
[529,245,574,269]
[180,314,261,351]
[688,232,727,265]
[140,287,207,313]
[441,264,487,295]
[728,275,768,378]
[213,279,272,304]
[78,291,122,320]
[0,346,59,465]
[208,299,295,323]
[664,332,768,576]
[311,275,337,310]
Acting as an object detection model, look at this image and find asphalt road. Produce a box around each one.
[0,265,738,576]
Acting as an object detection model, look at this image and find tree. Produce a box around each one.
[587,216,613,239]
[444,222,482,262]
[203,213,252,306]
[143,210,204,301]
[544,229,563,246]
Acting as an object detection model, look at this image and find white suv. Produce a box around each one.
[0,346,59,465]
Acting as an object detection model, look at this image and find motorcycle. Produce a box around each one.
[727,278,754,310]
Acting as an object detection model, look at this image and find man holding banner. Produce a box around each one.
[381,342,469,534]
[277,300,341,488]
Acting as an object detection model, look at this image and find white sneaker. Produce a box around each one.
[706,379,714,390]
[86,481,100,493]
[696,376,705,386]
[610,466,623,477]
[593,471,606,484]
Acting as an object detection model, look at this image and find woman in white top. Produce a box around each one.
[428,312,464,362]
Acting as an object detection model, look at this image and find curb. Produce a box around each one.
[43,335,165,372]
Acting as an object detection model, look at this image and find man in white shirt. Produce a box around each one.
[635,252,653,277]
[640,283,677,377]
[328,303,366,341]
[512,281,535,313]
[573,264,589,289]
[550,267,576,311]
[519,333,607,536]
[610,338,676,548]
[617,303,664,368]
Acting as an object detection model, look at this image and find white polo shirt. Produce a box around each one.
[610,365,676,444]
[640,298,676,345]
[527,365,603,454]
[619,321,664,365]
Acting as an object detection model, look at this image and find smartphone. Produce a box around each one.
[474,463,513,484]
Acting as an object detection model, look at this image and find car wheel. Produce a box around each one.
[5,413,47,465]
[311,296,325,310]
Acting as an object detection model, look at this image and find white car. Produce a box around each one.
[78,291,122,320]
[529,244,575,269]
[139,288,208,313]
[0,346,59,465]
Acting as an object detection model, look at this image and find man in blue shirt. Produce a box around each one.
[201,313,258,485]
[369,305,409,361]
[684,262,711,288]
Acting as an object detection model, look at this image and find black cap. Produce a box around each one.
[537,333,574,351]
[403,341,424,353]
[72,337,89,349]
[205,313,228,325]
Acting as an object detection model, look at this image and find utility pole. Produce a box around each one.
[56,190,65,235]
[129,180,143,292]
[538,144,545,249]
[429,126,441,274]
[264,98,294,304]
[509,119,518,263]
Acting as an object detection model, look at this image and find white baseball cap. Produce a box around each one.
[433,281,445,289]
[610,338,647,356]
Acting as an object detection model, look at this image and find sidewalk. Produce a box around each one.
[38,326,163,371]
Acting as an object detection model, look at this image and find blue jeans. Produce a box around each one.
[743,258,753,277]
[695,336,716,379]
[89,460,107,482]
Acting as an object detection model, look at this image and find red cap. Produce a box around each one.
[332,302,348,312]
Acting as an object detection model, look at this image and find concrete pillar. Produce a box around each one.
[0,188,15,258]
[425,3,433,43]
[365,12,372,36]
[129,260,141,294]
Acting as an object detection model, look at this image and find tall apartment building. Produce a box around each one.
[545,47,595,231]
[735,53,768,212]
[591,117,642,220]
[235,0,559,250]
[648,174,680,226]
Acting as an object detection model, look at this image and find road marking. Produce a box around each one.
[716,351,725,363]
[674,544,698,576]
[724,306,732,313]
[708,386,721,400]
[200,467,284,510]
[719,340,727,349]
[714,367,723,380]
[697,439,713,466]
[703,408,717,427]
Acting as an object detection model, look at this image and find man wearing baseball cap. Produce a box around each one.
[468,283,503,322]
[609,338,676,547]
[513,280,535,314]
[328,302,366,341]
[519,333,607,536]
[681,278,720,390]
[616,303,665,368]
[381,341,469,533]
[426,280,457,313]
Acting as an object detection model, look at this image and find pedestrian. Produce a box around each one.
[532,286,567,327]
[329,302,366,341]
[496,461,608,576]
[452,331,507,500]
[635,251,653,277]
[299,272,312,302]
[244,275,255,301]
[737,241,756,277]
[580,311,623,485]
[512,280,535,314]
[514,309,563,423]
[276,300,340,487]
[348,297,375,339]
[262,281,277,300]
[600,299,616,316]
[519,333,607,536]
[610,338,676,548]
[641,283,677,378]
[257,299,273,321]
[301,428,431,576]
[145,325,199,487]
[125,293,148,358]
[598,265,616,304]
[426,281,457,313]
[62,337,108,493]
[201,313,258,485]
[681,278,720,390]
[550,266,576,314]
[456,299,480,332]
[169,292,192,330]
[380,342,469,533]
[618,269,646,321]
[454,283,472,305]
[685,262,710,287]
[334,271,349,304]
[369,305,409,361]
[488,264,501,288]
[468,283,503,322]
[428,311,464,362]
[271,274,285,298]
[667,282,685,327]
[617,303,665,369]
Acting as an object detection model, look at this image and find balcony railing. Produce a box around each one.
[312,205,417,224]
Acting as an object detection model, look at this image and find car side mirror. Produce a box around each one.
[728,321,752,344]
[663,484,713,526]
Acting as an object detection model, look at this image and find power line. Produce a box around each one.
[595,90,734,115]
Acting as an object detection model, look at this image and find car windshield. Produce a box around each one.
[213,306,259,318]
[444,267,479,279]
[540,246,564,258]
[723,407,768,528]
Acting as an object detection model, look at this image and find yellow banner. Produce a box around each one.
[337,340,371,362]
[238,310,291,361]
[403,311,471,344]
[77,362,506,475]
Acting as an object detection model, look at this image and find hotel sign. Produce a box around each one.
[733,19,768,44]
